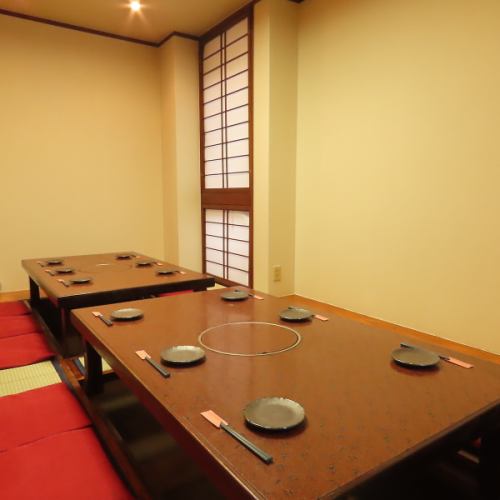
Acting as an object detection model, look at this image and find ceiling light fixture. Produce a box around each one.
[130,1,141,12]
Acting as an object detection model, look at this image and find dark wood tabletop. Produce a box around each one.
[22,252,215,308]
[71,288,500,499]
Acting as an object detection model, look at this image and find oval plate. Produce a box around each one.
[161,345,205,365]
[136,260,154,267]
[157,269,176,276]
[56,267,74,274]
[110,308,144,321]
[70,277,92,285]
[116,254,134,260]
[46,259,63,266]
[279,307,313,322]
[221,290,249,301]
[392,347,440,368]
[244,397,305,431]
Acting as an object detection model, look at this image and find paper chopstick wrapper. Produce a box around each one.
[444,357,474,369]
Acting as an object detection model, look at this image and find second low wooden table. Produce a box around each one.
[22,251,215,356]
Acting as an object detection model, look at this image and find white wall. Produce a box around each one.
[0,15,164,291]
[295,0,500,353]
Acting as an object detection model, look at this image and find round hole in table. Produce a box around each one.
[198,321,301,357]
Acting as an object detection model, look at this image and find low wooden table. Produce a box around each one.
[23,252,214,356]
[71,288,500,499]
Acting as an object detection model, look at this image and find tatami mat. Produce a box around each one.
[0,361,61,397]
[78,356,112,373]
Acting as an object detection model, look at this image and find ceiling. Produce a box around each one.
[0,0,252,44]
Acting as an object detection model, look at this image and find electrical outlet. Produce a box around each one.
[272,265,282,282]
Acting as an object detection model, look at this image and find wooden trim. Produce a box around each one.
[287,295,500,365]
[201,188,251,209]
[0,8,157,46]
[0,8,198,47]
[156,30,199,47]
[0,290,30,302]
[200,3,254,44]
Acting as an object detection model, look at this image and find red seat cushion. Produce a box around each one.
[0,383,91,452]
[0,315,41,339]
[0,333,54,369]
[158,290,194,297]
[0,301,30,317]
[0,428,132,499]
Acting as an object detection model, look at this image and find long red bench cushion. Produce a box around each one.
[0,383,91,452]
[0,315,41,339]
[0,428,132,499]
[0,333,54,369]
[0,301,30,317]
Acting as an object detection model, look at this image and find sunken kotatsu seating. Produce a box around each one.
[0,301,54,368]
[0,384,132,499]
[0,300,30,317]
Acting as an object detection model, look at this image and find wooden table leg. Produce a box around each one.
[479,426,500,500]
[29,277,40,306]
[84,341,103,395]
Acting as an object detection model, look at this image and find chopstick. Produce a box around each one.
[92,311,113,327]
[201,410,273,464]
[135,350,170,378]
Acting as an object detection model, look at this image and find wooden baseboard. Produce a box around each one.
[287,294,500,365]
[0,290,30,302]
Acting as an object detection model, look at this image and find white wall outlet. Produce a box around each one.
[272,265,282,282]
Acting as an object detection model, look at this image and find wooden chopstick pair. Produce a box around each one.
[201,410,272,464]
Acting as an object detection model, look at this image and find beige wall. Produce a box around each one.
[0,15,164,291]
[295,0,500,353]
[159,37,202,272]
[254,0,298,295]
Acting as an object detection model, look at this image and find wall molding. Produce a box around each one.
[0,7,198,47]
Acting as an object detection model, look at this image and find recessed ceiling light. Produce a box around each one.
[130,1,141,12]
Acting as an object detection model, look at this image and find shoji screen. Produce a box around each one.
[200,7,253,287]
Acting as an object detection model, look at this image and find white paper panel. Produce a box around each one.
[207,248,224,265]
[229,253,249,271]
[227,122,248,142]
[205,129,222,147]
[204,98,223,118]
[204,36,221,58]
[227,54,248,78]
[205,144,222,161]
[227,88,248,109]
[227,173,249,188]
[227,156,248,173]
[226,36,248,61]
[229,224,249,241]
[205,174,223,189]
[226,71,248,93]
[203,52,220,74]
[205,160,222,176]
[206,235,224,251]
[228,239,249,256]
[226,19,248,44]
[228,268,249,286]
[227,139,249,157]
[228,211,249,226]
[203,68,221,89]
[205,221,223,237]
[206,261,224,278]
[204,114,222,133]
[227,105,248,126]
[204,83,222,104]
[205,209,223,223]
